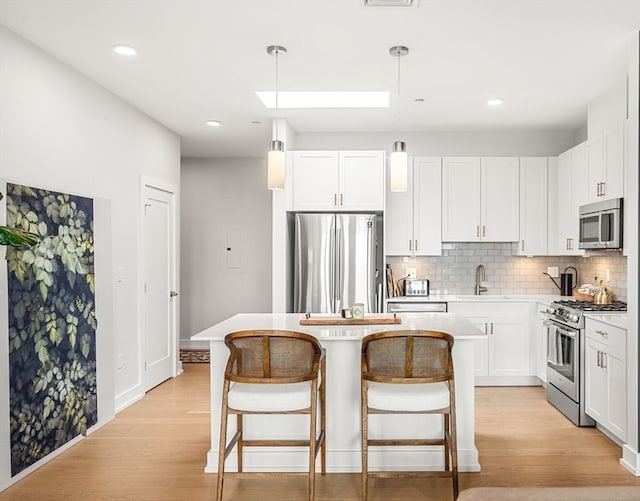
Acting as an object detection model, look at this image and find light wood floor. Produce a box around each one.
[2,363,640,500]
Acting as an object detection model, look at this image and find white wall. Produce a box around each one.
[180,157,272,347]
[0,26,180,489]
[294,130,579,156]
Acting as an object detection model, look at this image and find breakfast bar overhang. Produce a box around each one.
[191,312,486,473]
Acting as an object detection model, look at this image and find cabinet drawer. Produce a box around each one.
[586,318,626,354]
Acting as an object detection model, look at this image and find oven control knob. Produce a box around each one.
[569,314,579,322]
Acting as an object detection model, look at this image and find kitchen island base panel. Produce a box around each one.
[203,323,481,473]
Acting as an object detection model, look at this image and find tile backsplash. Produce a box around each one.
[387,243,627,301]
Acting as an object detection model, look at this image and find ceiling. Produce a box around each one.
[1,0,640,158]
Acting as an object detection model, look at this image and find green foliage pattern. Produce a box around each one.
[7,183,97,476]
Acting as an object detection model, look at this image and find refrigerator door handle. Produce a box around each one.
[366,218,374,312]
[335,224,343,312]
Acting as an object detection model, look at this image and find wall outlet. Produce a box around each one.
[406,267,417,279]
[605,269,611,282]
[547,266,559,278]
[117,353,124,370]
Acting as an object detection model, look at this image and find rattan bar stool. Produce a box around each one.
[361,330,458,500]
[216,329,326,501]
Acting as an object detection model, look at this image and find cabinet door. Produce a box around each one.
[385,161,413,255]
[515,157,547,256]
[292,151,339,210]
[489,317,532,377]
[606,349,627,440]
[339,151,384,211]
[481,157,520,242]
[587,135,604,202]
[413,157,442,256]
[536,306,549,382]
[442,157,481,241]
[603,122,624,199]
[584,337,607,423]
[571,142,588,210]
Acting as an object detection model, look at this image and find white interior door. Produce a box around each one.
[143,185,177,391]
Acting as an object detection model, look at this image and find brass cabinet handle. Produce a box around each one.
[595,329,608,337]
[490,322,494,335]
[409,240,412,251]
[482,225,486,237]
[340,193,343,206]
[334,193,337,206]
[415,240,418,251]
[484,323,488,335]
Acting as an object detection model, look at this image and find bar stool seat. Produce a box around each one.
[228,381,314,412]
[367,381,450,411]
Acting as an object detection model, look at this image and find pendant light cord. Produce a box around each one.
[396,51,401,142]
[274,48,279,142]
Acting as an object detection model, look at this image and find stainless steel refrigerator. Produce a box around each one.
[293,213,382,314]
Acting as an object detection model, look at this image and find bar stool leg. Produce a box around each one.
[216,380,231,501]
[308,380,318,501]
[361,380,368,501]
[444,414,450,472]
[236,414,243,472]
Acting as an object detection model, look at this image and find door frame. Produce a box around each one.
[138,175,181,393]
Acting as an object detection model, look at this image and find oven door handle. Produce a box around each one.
[543,320,577,338]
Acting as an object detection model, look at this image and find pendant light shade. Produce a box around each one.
[390,140,408,192]
[389,45,409,192]
[267,45,287,190]
[267,139,285,190]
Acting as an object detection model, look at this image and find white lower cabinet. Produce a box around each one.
[448,302,537,385]
[536,302,551,383]
[584,317,627,441]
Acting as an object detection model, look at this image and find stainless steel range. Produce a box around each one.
[543,299,627,426]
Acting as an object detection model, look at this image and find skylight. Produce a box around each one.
[256,91,390,109]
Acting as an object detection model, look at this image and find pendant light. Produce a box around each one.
[389,45,409,192]
[267,45,287,190]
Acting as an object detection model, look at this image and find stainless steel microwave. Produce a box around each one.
[578,198,623,250]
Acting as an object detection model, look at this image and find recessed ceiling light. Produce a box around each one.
[205,120,222,127]
[256,91,389,109]
[113,44,137,56]
[487,98,504,107]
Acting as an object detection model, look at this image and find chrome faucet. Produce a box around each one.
[475,264,487,295]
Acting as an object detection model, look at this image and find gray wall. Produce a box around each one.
[180,157,272,347]
[0,25,180,490]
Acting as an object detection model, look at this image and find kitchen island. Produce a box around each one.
[191,312,485,473]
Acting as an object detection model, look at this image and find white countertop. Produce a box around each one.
[191,312,486,341]
[585,313,628,330]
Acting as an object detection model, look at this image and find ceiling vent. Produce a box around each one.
[364,0,418,6]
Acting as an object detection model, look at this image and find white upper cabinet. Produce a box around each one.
[442,157,481,241]
[515,157,548,256]
[291,151,385,211]
[551,144,586,256]
[442,156,519,242]
[386,157,442,256]
[586,121,624,202]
